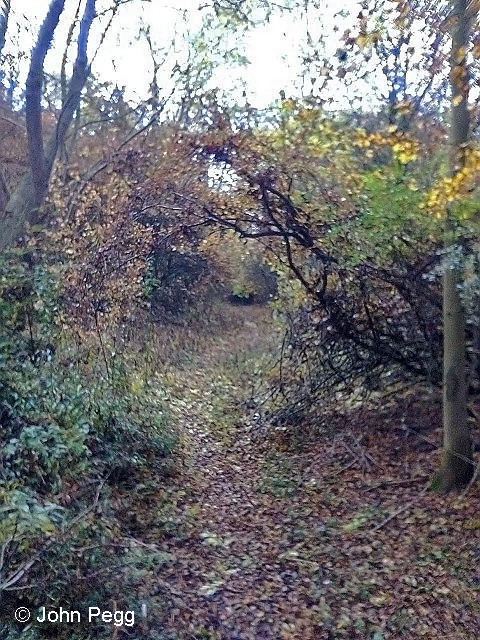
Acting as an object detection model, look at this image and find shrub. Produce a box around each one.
[0,253,176,639]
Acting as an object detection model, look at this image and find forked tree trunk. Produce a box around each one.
[0,0,96,252]
[433,0,475,491]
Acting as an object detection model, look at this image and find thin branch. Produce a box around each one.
[0,476,108,592]
[89,0,120,69]
[60,0,82,103]
[373,487,428,531]
[0,114,26,129]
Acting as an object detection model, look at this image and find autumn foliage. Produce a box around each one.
[1,1,480,639]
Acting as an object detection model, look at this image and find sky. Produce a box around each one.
[3,0,368,109]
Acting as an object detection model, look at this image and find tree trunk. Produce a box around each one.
[433,0,475,491]
[0,0,10,60]
[438,255,473,490]
[0,0,96,253]
[0,173,37,249]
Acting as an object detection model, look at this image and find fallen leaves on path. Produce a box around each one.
[120,305,480,640]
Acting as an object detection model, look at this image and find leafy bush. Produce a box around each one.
[0,253,177,639]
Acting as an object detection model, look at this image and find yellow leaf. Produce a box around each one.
[357,34,368,48]
[370,593,391,606]
[455,46,467,63]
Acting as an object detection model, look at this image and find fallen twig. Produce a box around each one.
[0,476,109,591]
[331,460,356,477]
[364,477,427,491]
[373,487,428,531]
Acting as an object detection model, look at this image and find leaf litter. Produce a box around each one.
[125,305,480,640]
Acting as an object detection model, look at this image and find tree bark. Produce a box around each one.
[0,0,10,60]
[0,0,96,251]
[433,0,475,491]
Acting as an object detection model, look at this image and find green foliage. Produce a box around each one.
[0,252,177,639]
[0,487,65,541]
[232,282,254,298]
[330,166,439,267]
[87,365,175,482]
[2,369,91,489]
[360,169,432,248]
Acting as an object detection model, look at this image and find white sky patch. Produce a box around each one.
[3,0,358,109]
[2,0,449,113]
[242,13,303,105]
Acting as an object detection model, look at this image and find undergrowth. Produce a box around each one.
[0,253,177,640]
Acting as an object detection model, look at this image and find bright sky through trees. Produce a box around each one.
[5,0,373,108]
[4,1,452,120]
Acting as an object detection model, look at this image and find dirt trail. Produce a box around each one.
[134,304,479,640]
[149,305,330,639]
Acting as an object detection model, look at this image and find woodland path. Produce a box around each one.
[131,304,480,640]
